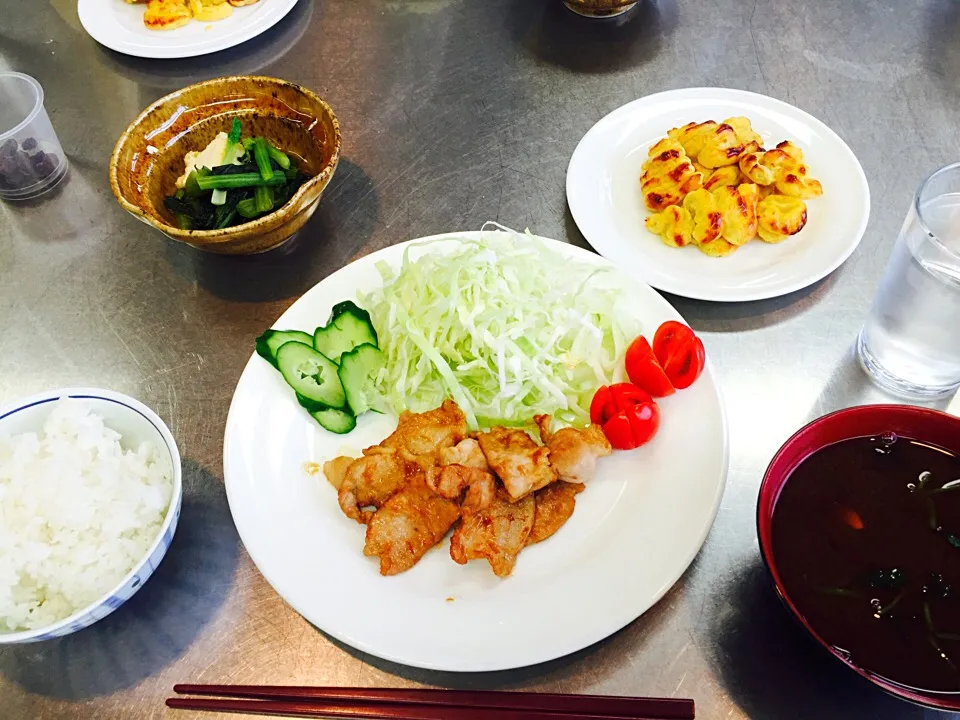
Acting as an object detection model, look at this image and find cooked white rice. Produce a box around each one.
[0,399,173,632]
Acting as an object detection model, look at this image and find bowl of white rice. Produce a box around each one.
[0,388,181,643]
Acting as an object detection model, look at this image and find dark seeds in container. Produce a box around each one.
[0,138,60,193]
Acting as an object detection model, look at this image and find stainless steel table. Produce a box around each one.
[2,1,958,717]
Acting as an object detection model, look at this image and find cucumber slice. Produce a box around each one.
[255,330,314,368]
[296,392,322,412]
[313,301,378,363]
[276,342,345,409]
[309,407,357,434]
[338,344,387,415]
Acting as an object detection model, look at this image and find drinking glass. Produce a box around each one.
[857,162,960,399]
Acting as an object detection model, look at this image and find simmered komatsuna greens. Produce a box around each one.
[163,118,310,231]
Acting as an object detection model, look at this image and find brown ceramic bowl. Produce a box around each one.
[563,0,639,17]
[110,76,340,255]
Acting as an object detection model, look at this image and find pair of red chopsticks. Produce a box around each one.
[168,685,695,719]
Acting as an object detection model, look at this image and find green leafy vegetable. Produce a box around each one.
[255,185,273,213]
[163,131,311,231]
[196,172,286,191]
[265,141,291,170]
[228,117,242,145]
[237,197,259,219]
[359,227,643,430]
[253,138,274,181]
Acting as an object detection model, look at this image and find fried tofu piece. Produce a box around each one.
[762,141,823,199]
[379,399,467,467]
[696,123,744,169]
[527,481,585,546]
[337,450,417,524]
[640,139,702,211]
[426,464,497,513]
[476,426,557,501]
[682,189,723,246]
[363,478,460,575]
[738,141,776,186]
[668,121,720,158]
[143,0,192,30]
[450,490,535,577]
[724,116,763,146]
[645,205,694,249]
[713,183,759,246]
[757,194,808,243]
[534,415,611,485]
[702,165,742,192]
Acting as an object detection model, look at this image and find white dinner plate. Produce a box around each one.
[223,231,729,672]
[78,0,299,59]
[566,88,870,302]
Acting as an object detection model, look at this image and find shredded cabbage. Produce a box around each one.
[360,228,642,430]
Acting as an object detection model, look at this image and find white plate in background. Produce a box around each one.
[567,87,870,302]
[78,0,299,59]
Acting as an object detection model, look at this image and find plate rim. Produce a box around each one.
[223,230,730,671]
[566,86,871,303]
[77,0,300,59]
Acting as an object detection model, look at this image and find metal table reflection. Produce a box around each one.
[2,0,959,717]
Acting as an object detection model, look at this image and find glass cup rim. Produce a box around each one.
[0,72,44,141]
[914,161,960,262]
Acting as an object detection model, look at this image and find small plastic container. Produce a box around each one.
[0,72,68,201]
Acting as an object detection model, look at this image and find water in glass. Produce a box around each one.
[858,185,960,399]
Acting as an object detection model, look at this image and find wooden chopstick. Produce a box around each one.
[170,686,695,720]
[166,696,683,720]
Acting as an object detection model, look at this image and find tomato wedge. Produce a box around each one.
[652,321,706,390]
[625,336,675,397]
[590,383,660,450]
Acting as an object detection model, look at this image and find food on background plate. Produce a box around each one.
[640,117,823,256]
[125,0,261,30]
[772,433,960,693]
[323,399,611,577]
[163,118,311,231]
[0,401,173,632]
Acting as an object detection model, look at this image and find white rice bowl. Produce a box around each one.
[0,400,173,632]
